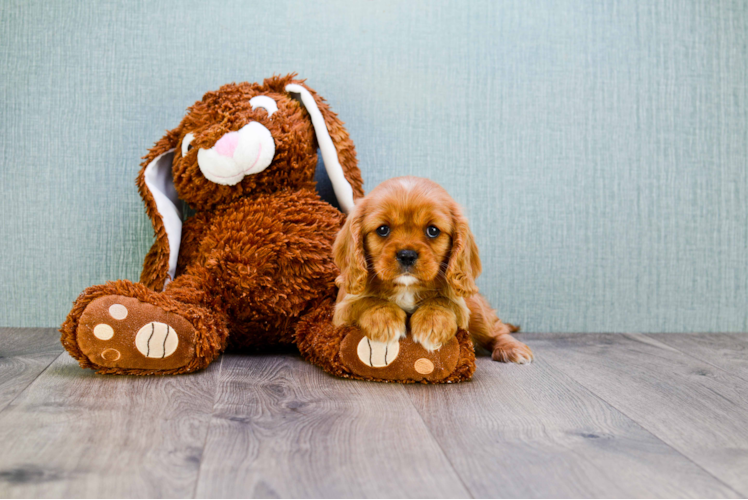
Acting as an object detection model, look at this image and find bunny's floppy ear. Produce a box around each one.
[137,128,184,291]
[332,197,369,294]
[445,202,482,297]
[285,81,364,213]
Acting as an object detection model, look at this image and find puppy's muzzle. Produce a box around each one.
[396,249,419,269]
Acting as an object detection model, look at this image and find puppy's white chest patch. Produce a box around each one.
[393,287,417,313]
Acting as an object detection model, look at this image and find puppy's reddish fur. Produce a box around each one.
[333,176,533,363]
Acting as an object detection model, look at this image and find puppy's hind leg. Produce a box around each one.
[466,294,534,364]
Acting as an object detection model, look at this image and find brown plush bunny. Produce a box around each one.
[60,74,475,382]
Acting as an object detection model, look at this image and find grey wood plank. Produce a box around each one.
[0,328,63,412]
[0,328,62,357]
[0,352,220,498]
[650,333,748,382]
[531,332,748,497]
[405,355,737,498]
[194,353,470,499]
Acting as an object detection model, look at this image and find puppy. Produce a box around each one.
[332,176,533,364]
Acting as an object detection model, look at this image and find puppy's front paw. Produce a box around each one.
[492,337,534,364]
[358,304,407,343]
[410,305,458,352]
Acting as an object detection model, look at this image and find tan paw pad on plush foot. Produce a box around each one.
[77,295,196,370]
[357,336,400,368]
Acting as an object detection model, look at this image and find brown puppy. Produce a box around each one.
[333,176,533,363]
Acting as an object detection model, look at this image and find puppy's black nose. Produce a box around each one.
[396,249,419,267]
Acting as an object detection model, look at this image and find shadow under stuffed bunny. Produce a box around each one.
[60,74,475,383]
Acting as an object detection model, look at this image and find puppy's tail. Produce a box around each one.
[505,322,521,334]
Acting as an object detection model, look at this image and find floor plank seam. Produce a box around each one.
[540,352,745,498]
[645,334,748,384]
[0,351,65,416]
[403,388,475,499]
[191,354,225,499]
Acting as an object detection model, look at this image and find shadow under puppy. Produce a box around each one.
[333,176,533,364]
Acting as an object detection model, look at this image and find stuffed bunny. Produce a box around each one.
[61,74,475,382]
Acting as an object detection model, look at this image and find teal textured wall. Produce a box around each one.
[1,0,746,331]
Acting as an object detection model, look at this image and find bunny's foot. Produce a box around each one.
[338,328,470,382]
[76,295,197,371]
[295,300,476,383]
[61,281,227,375]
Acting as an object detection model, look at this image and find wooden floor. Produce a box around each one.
[0,329,747,498]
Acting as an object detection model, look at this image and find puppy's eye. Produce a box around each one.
[249,95,278,117]
[181,132,195,156]
[376,225,390,237]
[426,226,441,238]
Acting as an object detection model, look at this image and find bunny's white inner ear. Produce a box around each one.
[143,150,183,289]
[285,83,355,213]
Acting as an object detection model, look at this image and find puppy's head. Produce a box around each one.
[333,176,481,296]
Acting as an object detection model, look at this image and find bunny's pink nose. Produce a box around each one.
[213,132,240,157]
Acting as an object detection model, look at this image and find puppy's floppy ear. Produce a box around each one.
[333,198,369,295]
[137,125,185,291]
[445,202,481,297]
[284,79,364,213]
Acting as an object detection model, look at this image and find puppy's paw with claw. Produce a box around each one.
[492,338,534,364]
[410,305,458,352]
[358,303,407,344]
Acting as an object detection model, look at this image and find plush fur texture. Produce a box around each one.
[332,176,534,364]
[62,75,362,374]
[60,75,474,383]
[138,75,363,292]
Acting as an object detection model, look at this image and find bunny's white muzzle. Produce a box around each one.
[196,122,275,185]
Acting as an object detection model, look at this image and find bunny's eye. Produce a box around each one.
[250,95,278,117]
[181,132,195,157]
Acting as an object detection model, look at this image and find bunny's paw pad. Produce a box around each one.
[76,295,196,370]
